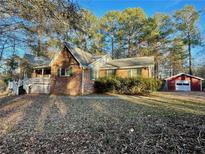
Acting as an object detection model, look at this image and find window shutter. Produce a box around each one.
[58,68,61,77]
[128,69,131,77]
[70,67,73,75]
[90,68,93,80]
[137,68,142,77]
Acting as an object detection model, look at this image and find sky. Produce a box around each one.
[4,0,205,66]
[76,0,205,66]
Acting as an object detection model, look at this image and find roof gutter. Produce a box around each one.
[164,73,204,81]
[100,65,154,69]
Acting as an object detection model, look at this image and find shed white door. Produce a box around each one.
[175,80,191,91]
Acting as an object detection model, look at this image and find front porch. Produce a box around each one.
[32,66,51,78]
[23,77,51,94]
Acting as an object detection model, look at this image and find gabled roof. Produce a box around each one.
[64,42,106,67]
[24,54,51,67]
[65,43,92,66]
[165,73,204,80]
[101,56,155,69]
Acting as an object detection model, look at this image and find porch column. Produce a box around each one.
[148,66,151,78]
[33,69,37,77]
[42,69,44,77]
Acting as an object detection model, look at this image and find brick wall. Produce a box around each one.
[99,70,106,77]
[50,47,83,95]
[99,67,150,78]
[142,68,149,78]
[116,69,128,78]
[83,69,94,94]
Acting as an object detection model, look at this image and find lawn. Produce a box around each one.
[0,92,205,153]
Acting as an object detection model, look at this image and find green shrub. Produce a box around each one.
[94,77,162,95]
[0,79,7,92]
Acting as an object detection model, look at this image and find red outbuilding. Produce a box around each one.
[164,73,204,91]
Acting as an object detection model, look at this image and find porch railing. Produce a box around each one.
[23,77,51,94]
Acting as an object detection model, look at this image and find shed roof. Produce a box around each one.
[165,73,204,80]
[101,56,154,69]
[24,54,51,67]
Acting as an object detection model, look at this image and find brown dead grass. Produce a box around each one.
[0,93,204,153]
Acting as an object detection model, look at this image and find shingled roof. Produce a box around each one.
[24,43,154,69]
[24,54,51,67]
[102,56,155,69]
[64,43,104,66]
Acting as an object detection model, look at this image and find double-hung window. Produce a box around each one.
[107,69,116,77]
[129,68,142,78]
[90,68,99,80]
[59,67,72,77]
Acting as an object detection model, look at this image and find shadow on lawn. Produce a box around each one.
[109,94,205,116]
[0,95,37,136]
[34,95,68,133]
[0,95,19,107]
[1,93,205,136]
[0,94,205,153]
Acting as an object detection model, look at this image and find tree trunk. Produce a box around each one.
[128,36,131,57]
[111,37,114,59]
[37,27,42,57]
[188,38,192,75]
[154,57,159,79]
[0,42,5,61]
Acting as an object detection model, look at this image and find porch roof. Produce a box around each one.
[101,56,154,69]
[24,54,51,67]
[33,65,51,69]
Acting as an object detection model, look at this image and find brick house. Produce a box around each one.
[22,43,154,95]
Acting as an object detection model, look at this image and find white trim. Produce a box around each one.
[100,67,118,70]
[100,65,154,70]
[200,80,203,91]
[33,65,50,69]
[42,69,44,77]
[130,68,142,78]
[59,68,61,76]
[88,54,111,67]
[165,73,204,81]
[59,68,72,77]
[175,80,191,91]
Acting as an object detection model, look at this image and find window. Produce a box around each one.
[90,68,99,80]
[129,68,142,78]
[177,83,182,85]
[107,69,116,77]
[59,67,72,77]
[183,83,189,86]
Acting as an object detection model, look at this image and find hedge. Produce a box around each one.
[94,77,162,95]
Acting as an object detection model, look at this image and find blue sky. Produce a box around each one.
[77,0,205,35]
[76,0,205,66]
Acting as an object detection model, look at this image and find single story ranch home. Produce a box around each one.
[20,43,155,95]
